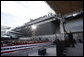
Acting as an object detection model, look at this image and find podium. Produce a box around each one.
[38,48,46,55]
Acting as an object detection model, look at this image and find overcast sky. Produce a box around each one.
[1,1,55,28]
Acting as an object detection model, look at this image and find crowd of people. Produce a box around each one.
[1,38,50,47]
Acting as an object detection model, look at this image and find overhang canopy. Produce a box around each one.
[47,1,83,16]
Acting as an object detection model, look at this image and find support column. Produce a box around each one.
[55,18,66,56]
[32,30,36,40]
[59,18,65,41]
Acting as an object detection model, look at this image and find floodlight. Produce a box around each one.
[31,25,37,30]
[73,13,77,16]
